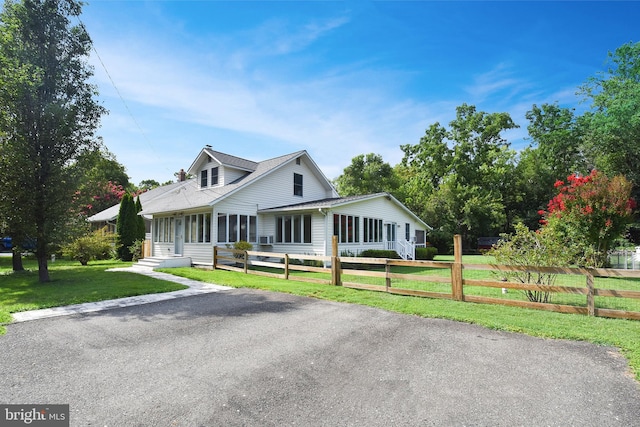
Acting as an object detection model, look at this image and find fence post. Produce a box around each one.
[213,246,218,270]
[451,234,464,301]
[586,271,595,316]
[385,259,391,292]
[285,254,290,280]
[331,235,342,286]
[243,250,248,274]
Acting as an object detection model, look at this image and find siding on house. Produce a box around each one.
[257,194,429,258]
[257,211,329,257]
[323,196,427,256]
[221,166,247,186]
[153,242,173,258]
[230,155,334,211]
[183,242,215,265]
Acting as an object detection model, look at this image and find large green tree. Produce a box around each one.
[0,0,105,281]
[73,147,130,188]
[525,103,586,180]
[334,153,400,196]
[71,148,130,217]
[400,104,518,251]
[580,42,640,197]
[515,103,587,229]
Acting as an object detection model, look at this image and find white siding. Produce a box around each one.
[152,242,173,257]
[220,166,247,186]
[258,211,328,256]
[183,244,215,265]
[195,160,249,188]
[326,196,427,256]
[228,157,333,211]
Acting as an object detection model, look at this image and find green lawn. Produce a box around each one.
[0,256,188,333]
[160,266,640,382]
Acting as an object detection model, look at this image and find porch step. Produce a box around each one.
[135,256,192,269]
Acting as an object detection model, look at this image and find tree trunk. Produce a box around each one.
[37,253,49,282]
[36,233,49,282]
[11,249,24,271]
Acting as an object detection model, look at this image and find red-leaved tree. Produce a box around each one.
[539,170,636,267]
[75,181,146,217]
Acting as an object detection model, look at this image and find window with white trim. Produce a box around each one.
[211,167,219,186]
[185,213,211,243]
[333,214,359,243]
[200,170,208,188]
[153,217,174,243]
[293,173,303,196]
[276,214,312,243]
[217,213,257,243]
[363,217,383,243]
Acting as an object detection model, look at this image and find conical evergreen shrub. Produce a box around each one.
[116,193,137,261]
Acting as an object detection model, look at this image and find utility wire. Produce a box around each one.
[76,16,175,181]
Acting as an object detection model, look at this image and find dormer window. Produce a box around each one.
[211,167,219,186]
[200,169,208,188]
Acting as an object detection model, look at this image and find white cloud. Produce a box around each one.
[464,63,530,104]
[89,20,440,183]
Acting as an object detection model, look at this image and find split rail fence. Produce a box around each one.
[213,235,640,321]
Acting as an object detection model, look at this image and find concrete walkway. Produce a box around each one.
[11,266,232,323]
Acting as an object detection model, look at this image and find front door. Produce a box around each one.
[385,222,396,250]
[174,217,183,256]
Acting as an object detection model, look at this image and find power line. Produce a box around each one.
[75,15,174,181]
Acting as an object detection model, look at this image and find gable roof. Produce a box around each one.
[138,150,337,216]
[188,147,258,175]
[258,192,432,230]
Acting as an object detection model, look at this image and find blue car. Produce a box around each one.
[1,237,12,252]
[0,237,36,252]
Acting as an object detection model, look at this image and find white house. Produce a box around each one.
[92,147,430,266]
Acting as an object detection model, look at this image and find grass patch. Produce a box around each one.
[160,266,640,382]
[0,257,188,334]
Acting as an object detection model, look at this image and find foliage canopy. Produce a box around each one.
[0,0,105,281]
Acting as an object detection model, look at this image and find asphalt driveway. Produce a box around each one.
[1,289,639,426]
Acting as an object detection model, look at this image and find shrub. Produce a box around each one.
[232,241,253,252]
[340,249,356,257]
[226,241,253,264]
[359,249,401,259]
[428,230,453,255]
[128,240,144,262]
[63,231,115,266]
[540,171,636,267]
[416,246,438,260]
[489,223,573,303]
[116,193,137,261]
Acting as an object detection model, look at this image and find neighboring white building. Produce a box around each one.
[90,147,430,265]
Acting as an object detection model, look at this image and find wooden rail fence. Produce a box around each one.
[213,235,640,321]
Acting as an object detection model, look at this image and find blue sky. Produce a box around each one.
[79,1,639,186]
